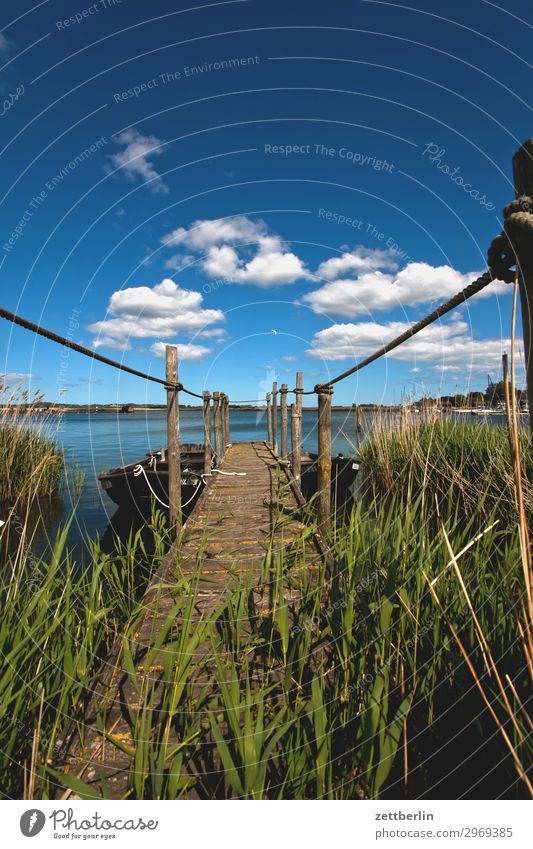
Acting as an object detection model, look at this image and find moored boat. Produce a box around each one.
[99,444,359,512]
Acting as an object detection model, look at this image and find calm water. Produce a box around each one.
[21,407,510,557]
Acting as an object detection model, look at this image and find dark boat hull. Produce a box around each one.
[99,445,359,512]
[99,444,206,511]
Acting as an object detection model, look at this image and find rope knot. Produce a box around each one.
[487,233,516,283]
[503,194,533,244]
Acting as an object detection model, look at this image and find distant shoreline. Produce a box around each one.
[2,403,405,413]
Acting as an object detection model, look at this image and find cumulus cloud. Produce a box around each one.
[150,342,212,361]
[110,129,168,194]
[163,254,196,272]
[306,319,523,373]
[88,278,224,349]
[304,254,510,317]
[162,216,266,251]
[162,216,311,288]
[316,247,400,280]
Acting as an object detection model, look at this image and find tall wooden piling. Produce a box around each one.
[224,394,230,446]
[512,139,533,435]
[291,371,303,483]
[356,404,363,444]
[317,385,333,535]
[272,381,278,455]
[203,391,212,475]
[280,383,288,459]
[165,346,181,532]
[221,393,228,453]
[266,392,272,446]
[213,391,222,460]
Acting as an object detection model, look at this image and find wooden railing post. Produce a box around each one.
[291,371,303,483]
[280,383,288,459]
[317,385,333,535]
[213,391,222,460]
[355,404,363,445]
[512,139,533,434]
[224,394,231,446]
[266,392,272,446]
[203,390,212,475]
[272,381,278,455]
[166,345,181,532]
[221,393,228,453]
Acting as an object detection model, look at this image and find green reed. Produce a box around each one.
[0,385,64,504]
[1,420,530,800]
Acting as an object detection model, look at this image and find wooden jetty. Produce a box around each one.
[58,440,328,799]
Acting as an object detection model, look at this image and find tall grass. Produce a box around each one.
[0,384,63,504]
[359,417,532,519]
[1,418,530,800]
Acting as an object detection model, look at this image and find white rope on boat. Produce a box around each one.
[133,463,170,508]
[132,464,210,510]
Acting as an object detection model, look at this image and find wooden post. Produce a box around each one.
[224,394,230,446]
[221,393,228,454]
[266,392,272,446]
[292,372,303,483]
[166,346,181,532]
[356,404,363,442]
[272,381,278,455]
[213,391,222,460]
[203,390,212,475]
[512,140,533,434]
[280,383,288,459]
[317,385,333,536]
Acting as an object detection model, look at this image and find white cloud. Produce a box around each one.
[317,247,400,280]
[164,254,196,272]
[92,336,132,352]
[162,216,266,250]
[110,129,168,194]
[162,216,310,288]
[150,342,212,361]
[306,318,523,373]
[304,256,510,317]
[88,278,224,349]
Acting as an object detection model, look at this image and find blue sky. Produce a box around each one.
[0,0,530,405]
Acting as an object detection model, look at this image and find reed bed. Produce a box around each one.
[359,417,532,519]
[0,384,64,504]
[0,419,530,800]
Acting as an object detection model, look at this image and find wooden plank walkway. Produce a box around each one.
[58,441,326,798]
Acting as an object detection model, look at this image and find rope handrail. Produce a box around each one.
[313,270,496,392]
[0,306,184,392]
